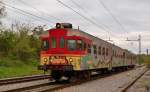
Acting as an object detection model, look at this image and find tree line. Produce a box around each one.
[0,23,44,62]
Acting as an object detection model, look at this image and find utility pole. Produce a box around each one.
[139,35,141,55]
[126,35,141,64]
[146,49,149,55]
[11,24,14,31]
[106,37,115,44]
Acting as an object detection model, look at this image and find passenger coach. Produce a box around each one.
[38,23,137,81]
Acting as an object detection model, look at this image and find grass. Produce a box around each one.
[0,66,44,79]
[0,57,45,79]
[139,55,150,68]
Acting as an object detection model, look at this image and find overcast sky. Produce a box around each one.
[2,0,150,54]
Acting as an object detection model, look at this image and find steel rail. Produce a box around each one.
[120,68,149,92]
[10,68,135,92]
[0,74,51,85]
[2,66,145,92]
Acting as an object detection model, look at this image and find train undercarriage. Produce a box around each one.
[39,65,135,82]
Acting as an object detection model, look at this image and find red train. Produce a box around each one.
[38,23,137,81]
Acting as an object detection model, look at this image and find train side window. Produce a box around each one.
[113,50,115,56]
[123,52,125,58]
[93,45,97,54]
[88,44,91,53]
[102,47,105,55]
[84,42,87,50]
[67,40,76,51]
[98,46,101,55]
[114,51,116,57]
[51,37,56,48]
[60,37,64,48]
[42,40,49,50]
[106,48,108,56]
[77,40,83,50]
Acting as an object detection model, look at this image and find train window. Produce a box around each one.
[51,37,56,48]
[42,40,49,50]
[67,40,76,51]
[84,42,87,50]
[60,37,64,48]
[102,47,105,55]
[93,45,97,54]
[77,40,83,50]
[113,50,115,56]
[88,44,91,53]
[98,46,101,55]
[123,52,125,58]
[106,48,108,56]
[114,51,116,57]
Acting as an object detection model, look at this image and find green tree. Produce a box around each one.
[0,0,7,25]
[0,22,42,62]
[0,30,16,56]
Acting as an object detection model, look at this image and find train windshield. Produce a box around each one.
[67,40,76,51]
[60,37,65,48]
[42,40,49,50]
[77,40,83,50]
[51,37,56,48]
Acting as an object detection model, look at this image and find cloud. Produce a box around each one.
[2,0,150,54]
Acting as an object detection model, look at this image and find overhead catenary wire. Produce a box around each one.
[56,0,108,31]
[70,0,110,30]
[6,7,50,26]
[70,0,120,38]
[15,0,62,21]
[98,0,129,34]
[4,0,120,39]
[56,0,119,38]
[0,2,53,24]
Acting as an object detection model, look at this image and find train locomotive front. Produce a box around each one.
[38,23,92,81]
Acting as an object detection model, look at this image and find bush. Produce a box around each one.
[0,23,41,62]
[143,56,150,68]
[0,30,16,56]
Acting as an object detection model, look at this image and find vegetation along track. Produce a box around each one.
[120,68,150,92]
[0,74,51,85]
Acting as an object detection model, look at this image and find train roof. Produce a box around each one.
[69,28,136,55]
[41,23,136,55]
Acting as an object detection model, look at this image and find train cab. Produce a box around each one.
[39,23,91,71]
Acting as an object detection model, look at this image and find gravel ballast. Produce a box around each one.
[127,68,150,92]
[53,67,147,92]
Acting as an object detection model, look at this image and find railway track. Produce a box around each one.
[120,68,149,92]
[0,74,51,85]
[3,68,135,92]
[1,66,146,92]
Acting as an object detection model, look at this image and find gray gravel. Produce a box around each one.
[0,79,50,92]
[127,68,150,92]
[0,67,147,92]
[53,67,146,92]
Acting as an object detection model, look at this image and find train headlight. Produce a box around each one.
[56,23,61,28]
[69,58,73,62]
[44,58,48,62]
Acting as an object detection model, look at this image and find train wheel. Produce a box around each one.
[68,76,77,83]
[78,71,91,80]
[64,71,73,83]
[85,71,91,80]
[51,70,62,82]
[74,71,84,80]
